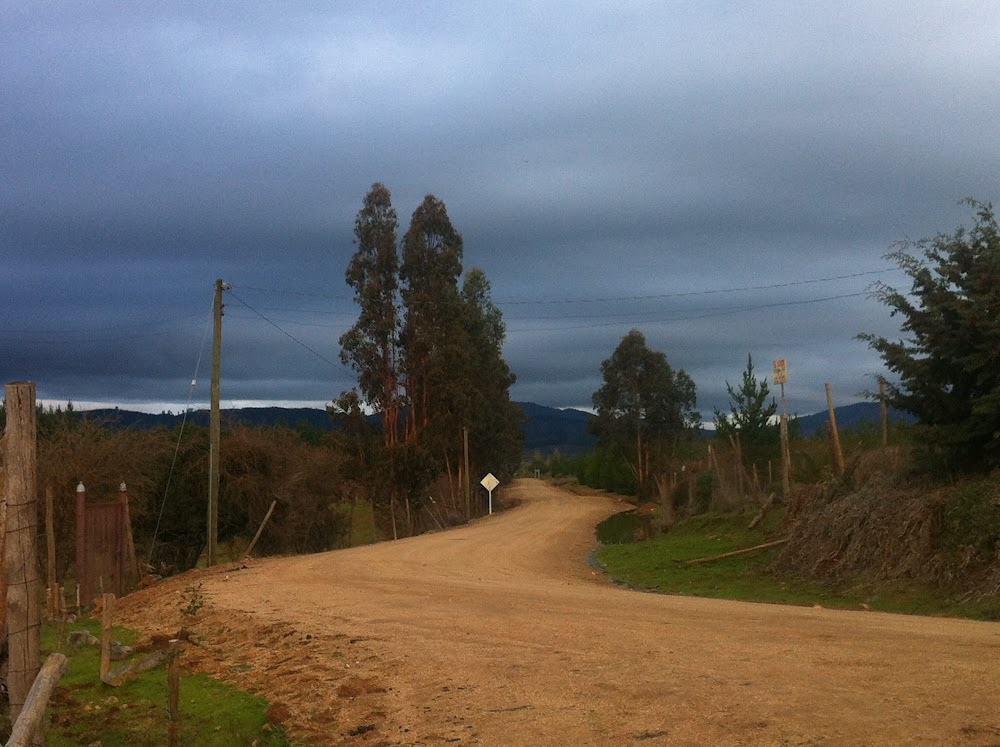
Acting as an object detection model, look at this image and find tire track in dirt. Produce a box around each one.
[117,479,1000,746]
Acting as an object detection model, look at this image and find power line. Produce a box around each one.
[226,288,352,373]
[147,303,214,567]
[508,291,871,333]
[227,269,889,330]
[497,268,899,306]
[230,267,900,309]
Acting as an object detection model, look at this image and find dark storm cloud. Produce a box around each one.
[3,2,999,417]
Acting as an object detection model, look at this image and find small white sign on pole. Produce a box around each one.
[480,472,499,515]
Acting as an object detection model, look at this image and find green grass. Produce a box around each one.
[40,619,293,747]
[594,509,1000,619]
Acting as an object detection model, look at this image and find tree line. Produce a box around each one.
[567,199,1000,503]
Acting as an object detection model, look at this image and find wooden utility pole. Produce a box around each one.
[208,279,224,567]
[825,383,845,476]
[4,382,41,732]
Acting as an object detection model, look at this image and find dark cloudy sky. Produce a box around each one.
[3,2,998,419]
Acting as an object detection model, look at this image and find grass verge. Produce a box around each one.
[39,618,292,747]
[594,509,1000,620]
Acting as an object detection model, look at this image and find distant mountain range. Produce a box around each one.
[77,401,913,455]
[789,401,915,437]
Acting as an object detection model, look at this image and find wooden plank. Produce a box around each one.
[685,538,788,565]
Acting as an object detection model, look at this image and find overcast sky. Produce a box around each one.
[3,2,999,420]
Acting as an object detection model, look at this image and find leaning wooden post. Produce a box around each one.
[243,500,277,559]
[100,593,115,682]
[5,652,68,747]
[879,377,889,449]
[118,483,140,586]
[825,383,845,477]
[4,381,41,731]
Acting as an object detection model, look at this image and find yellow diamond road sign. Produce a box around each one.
[480,473,499,492]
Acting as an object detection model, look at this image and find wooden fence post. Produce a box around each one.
[45,485,56,621]
[4,381,41,732]
[0,464,7,650]
[167,644,181,746]
[100,593,115,681]
[75,482,86,605]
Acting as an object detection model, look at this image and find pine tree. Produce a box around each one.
[861,199,1000,472]
[713,354,778,466]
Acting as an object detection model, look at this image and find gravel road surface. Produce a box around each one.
[118,478,1000,746]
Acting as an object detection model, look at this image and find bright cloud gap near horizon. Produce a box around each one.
[3,2,998,420]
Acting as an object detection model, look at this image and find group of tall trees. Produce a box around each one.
[337,183,521,535]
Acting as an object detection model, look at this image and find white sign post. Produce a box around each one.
[480,472,499,515]
[772,357,791,496]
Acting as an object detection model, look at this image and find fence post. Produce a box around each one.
[45,485,57,621]
[75,482,87,604]
[167,643,181,746]
[4,381,41,731]
[99,593,115,682]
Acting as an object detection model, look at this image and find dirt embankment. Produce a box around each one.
[117,479,1000,746]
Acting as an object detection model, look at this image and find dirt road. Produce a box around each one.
[118,479,1000,746]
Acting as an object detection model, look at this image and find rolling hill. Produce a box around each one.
[75,400,912,455]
